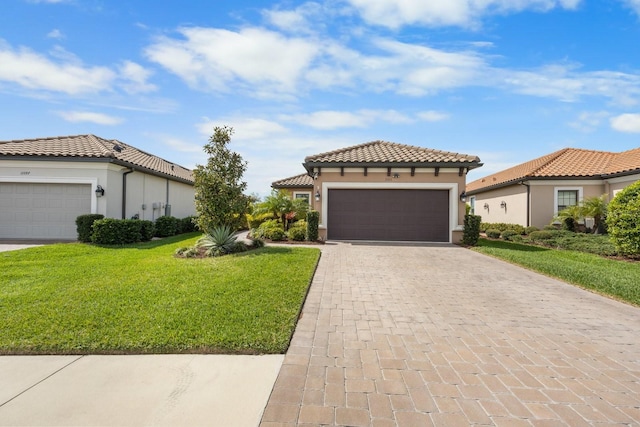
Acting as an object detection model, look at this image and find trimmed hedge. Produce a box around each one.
[75,214,104,242]
[92,219,154,245]
[462,214,481,246]
[306,210,319,241]
[155,216,179,237]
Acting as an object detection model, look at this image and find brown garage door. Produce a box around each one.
[327,189,449,242]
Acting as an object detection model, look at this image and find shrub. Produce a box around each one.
[561,217,576,232]
[92,218,143,245]
[179,216,197,233]
[155,216,179,237]
[306,210,320,241]
[246,212,273,229]
[606,181,640,256]
[139,220,155,241]
[524,226,539,235]
[501,230,518,241]
[76,214,104,242]
[287,225,307,241]
[196,225,238,257]
[528,230,554,241]
[485,229,501,239]
[250,237,265,248]
[462,214,481,246]
[254,219,285,240]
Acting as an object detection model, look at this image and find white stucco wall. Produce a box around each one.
[0,159,195,221]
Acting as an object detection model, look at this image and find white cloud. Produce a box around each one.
[345,0,581,29]
[0,41,115,94]
[197,117,289,142]
[56,110,123,125]
[568,111,609,132]
[501,64,640,106]
[417,110,450,122]
[610,113,640,133]
[118,61,156,93]
[281,109,414,130]
[145,27,319,97]
[161,137,202,153]
[46,29,64,39]
[620,0,640,15]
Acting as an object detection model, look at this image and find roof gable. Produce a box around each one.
[0,134,193,183]
[466,147,640,193]
[304,140,481,169]
[272,173,313,188]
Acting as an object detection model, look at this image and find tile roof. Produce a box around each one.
[466,147,640,193]
[272,173,313,188]
[304,140,481,169]
[0,134,193,183]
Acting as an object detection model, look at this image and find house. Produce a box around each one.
[0,134,195,240]
[272,140,482,243]
[465,147,640,229]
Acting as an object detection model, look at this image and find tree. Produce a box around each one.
[193,126,249,233]
[554,204,582,232]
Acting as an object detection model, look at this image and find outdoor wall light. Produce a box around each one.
[315,190,320,202]
[500,201,507,209]
[393,173,400,178]
[459,191,467,203]
[484,203,489,210]
[95,185,105,197]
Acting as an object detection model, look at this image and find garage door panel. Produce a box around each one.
[327,189,449,242]
[0,183,91,239]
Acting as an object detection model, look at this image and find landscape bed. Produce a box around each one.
[0,233,320,355]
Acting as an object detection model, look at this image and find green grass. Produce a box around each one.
[0,233,320,355]
[473,238,640,306]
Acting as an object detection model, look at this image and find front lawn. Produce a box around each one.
[473,238,640,306]
[0,233,320,354]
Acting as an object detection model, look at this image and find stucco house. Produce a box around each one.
[273,140,482,243]
[0,134,195,240]
[465,147,640,229]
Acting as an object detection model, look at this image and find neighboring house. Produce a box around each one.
[272,140,482,243]
[465,147,640,229]
[271,173,314,205]
[0,134,195,240]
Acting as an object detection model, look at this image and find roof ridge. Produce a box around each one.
[526,148,571,176]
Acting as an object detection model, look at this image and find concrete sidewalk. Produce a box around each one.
[0,354,283,426]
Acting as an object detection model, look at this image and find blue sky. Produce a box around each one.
[1,0,640,196]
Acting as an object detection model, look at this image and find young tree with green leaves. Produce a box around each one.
[193,126,249,233]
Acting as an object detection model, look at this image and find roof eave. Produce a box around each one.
[304,161,482,173]
[0,155,194,185]
[466,175,603,195]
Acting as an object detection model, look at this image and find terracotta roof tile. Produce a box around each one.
[0,134,193,183]
[272,173,313,188]
[466,147,640,193]
[304,140,481,166]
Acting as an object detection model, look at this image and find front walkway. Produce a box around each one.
[261,243,640,426]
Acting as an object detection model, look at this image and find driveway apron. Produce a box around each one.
[261,243,640,426]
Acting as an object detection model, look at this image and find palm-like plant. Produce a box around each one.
[581,194,608,234]
[196,225,238,257]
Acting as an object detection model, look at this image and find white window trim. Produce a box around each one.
[293,191,312,206]
[553,186,583,216]
[0,176,99,213]
[320,181,461,243]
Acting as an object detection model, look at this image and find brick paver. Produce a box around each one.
[260,243,640,426]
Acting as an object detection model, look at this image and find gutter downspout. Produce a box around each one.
[122,168,135,219]
[519,181,531,227]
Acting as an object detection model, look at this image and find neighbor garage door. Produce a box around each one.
[327,189,450,242]
[0,183,91,240]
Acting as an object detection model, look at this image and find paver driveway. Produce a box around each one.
[261,243,640,426]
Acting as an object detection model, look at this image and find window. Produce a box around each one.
[294,192,311,205]
[557,190,578,212]
[469,196,475,215]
